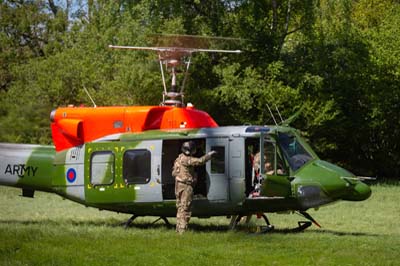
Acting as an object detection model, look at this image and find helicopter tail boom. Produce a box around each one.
[0,143,55,193]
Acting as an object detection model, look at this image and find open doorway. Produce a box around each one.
[161,139,208,200]
[244,137,287,197]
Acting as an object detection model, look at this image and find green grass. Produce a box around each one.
[0,185,399,266]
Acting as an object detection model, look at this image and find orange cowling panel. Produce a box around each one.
[124,106,170,132]
[51,105,218,151]
[159,108,218,129]
[143,107,169,130]
[51,123,84,151]
[57,119,83,139]
[51,106,129,151]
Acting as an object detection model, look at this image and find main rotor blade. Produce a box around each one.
[108,45,241,54]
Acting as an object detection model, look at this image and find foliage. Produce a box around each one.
[1,0,400,178]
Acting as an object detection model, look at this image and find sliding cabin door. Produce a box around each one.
[84,141,162,204]
[206,138,229,201]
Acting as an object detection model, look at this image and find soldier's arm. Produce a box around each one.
[187,151,216,166]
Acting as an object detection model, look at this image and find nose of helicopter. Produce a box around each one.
[341,180,371,201]
[294,160,371,203]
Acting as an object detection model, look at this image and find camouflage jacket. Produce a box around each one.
[173,153,212,184]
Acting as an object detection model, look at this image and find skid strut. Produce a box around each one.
[229,213,274,232]
[299,211,321,228]
[151,217,171,226]
[288,211,321,232]
[257,213,275,233]
[124,214,139,228]
[124,215,171,229]
[229,215,251,230]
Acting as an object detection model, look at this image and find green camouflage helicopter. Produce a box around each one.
[0,36,372,232]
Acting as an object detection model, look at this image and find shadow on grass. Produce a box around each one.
[304,228,380,237]
[0,218,124,228]
[0,218,380,237]
[0,217,230,234]
[128,222,381,237]
[257,227,380,237]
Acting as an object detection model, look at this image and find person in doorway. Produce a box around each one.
[251,151,274,197]
[253,151,282,176]
[172,141,216,234]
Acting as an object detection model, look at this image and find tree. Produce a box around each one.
[1,0,400,179]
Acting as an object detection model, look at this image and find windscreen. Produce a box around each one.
[278,132,313,171]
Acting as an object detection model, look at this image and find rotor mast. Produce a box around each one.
[109,41,241,106]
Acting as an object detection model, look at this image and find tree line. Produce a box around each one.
[1,0,399,179]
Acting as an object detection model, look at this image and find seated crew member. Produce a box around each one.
[251,151,284,197]
[253,152,284,176]
[251,151,266,197]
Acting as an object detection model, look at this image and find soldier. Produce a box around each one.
[172,141,216,234]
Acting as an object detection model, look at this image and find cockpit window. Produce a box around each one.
[278,132,313,171]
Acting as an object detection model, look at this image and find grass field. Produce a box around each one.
[0,184,399,266]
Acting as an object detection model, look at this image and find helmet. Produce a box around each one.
[181,141,196,155]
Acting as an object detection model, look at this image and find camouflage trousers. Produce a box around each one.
[175,181,193,234]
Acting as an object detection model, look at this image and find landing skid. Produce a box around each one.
[291,221,312,232]
[123,215,171,228]
[285,211,320,233]
[229,213,275,232]
[151,216,171,226]
[229,211,321,234]
[297,211,321,228]
[124,214,139,228]
[258,211,320,233]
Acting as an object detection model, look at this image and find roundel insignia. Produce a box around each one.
[66,168,77,183]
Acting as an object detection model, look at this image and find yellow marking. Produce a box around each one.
[121,146,125,152]
[87,184,92,189]
[114,147,119,152]
[88,148,92,153]
[150,145,155,151]
[114,183,118,189]
[120,183,125,188]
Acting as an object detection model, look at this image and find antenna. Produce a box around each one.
[83,86,97,108]
[275,104,284,123]
[266,103,278,125]
[109,35,241,107]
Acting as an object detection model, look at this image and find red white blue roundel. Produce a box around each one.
[66,168,77,183]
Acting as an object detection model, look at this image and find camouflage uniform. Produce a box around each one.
[174,152,212,233]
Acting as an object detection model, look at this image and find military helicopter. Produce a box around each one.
[0,35,372,232]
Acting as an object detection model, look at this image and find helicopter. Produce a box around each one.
[0,35,372,232]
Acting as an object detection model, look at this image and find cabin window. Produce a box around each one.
[278,133,313,171]
[90,151,115,185]
[123,149,151,184]
[211,146,225,174]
